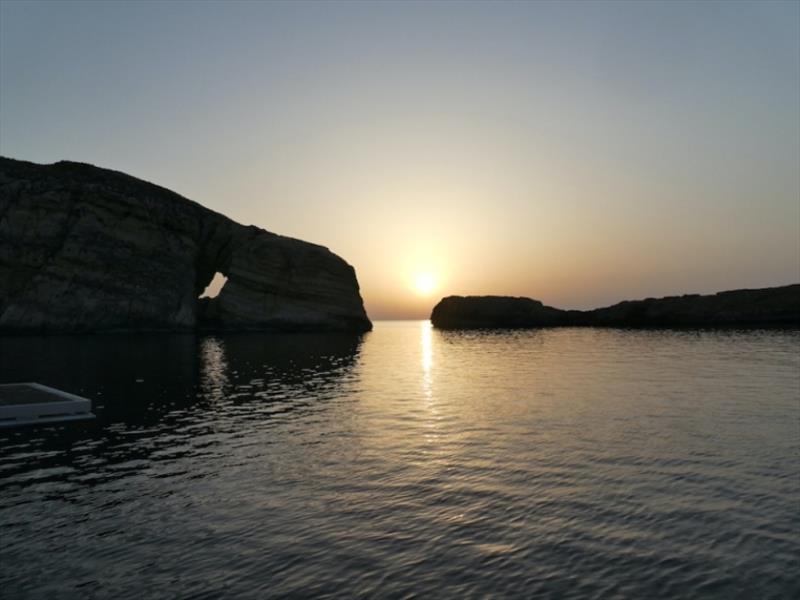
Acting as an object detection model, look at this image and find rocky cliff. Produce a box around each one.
[429,296,567,329]
[431,285,800,329]
[0,157,372,333]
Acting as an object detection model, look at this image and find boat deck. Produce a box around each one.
[0,383,96,427]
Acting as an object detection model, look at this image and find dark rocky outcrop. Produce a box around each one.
[431,285,800,329]
[429,296,568,329]
[0,157,372,333]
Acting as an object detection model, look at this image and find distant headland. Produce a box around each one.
[0,157,372,334]
[431,285,800,329]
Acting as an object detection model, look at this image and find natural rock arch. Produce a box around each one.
[0,157,372,333]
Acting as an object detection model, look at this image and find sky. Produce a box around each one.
[1,0,798,319]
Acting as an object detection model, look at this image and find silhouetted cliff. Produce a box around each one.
[0,157,372,333]
[431,285,800,329]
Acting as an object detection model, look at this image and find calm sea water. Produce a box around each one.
[1,322,798,599]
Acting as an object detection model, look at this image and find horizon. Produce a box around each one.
[2,3,800,597]
[1,1,798,319]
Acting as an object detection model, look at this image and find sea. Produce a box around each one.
[1,322,798,599]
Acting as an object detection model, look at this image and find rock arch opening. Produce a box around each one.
[194,238,234,329]
[199,272,228,299]
[196,265,230,329]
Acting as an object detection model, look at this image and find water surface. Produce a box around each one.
[1,323,798,598]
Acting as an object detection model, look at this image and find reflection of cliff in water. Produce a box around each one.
[0,332,364,488]
[197,333,365,407]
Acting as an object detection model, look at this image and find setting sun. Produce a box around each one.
[414,272,437,296]
[0,1,797,597]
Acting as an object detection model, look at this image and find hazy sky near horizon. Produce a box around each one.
[1,0,798,318]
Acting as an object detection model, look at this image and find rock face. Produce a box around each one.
[430,296,567,329]
[431,285,800,329]
[0,157,372,333]
[584,285,800,327]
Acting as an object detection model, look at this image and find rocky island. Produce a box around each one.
[431,285,800,329]
[0,157,372,333]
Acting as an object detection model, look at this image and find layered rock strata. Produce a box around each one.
[0,157,371,333]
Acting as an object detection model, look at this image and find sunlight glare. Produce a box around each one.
[414,272,437,296]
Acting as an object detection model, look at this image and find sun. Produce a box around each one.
[414,272,437,296]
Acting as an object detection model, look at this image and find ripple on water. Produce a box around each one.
[0,326,798,599]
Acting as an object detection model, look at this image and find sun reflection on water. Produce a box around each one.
[421,320,433,400]
[420,319,445,452]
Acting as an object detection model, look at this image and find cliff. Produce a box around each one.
[431,285,800,329]
[0,157,372,333]
[429,296,567,329]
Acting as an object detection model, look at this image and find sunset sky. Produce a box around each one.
[1,0,798,319]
